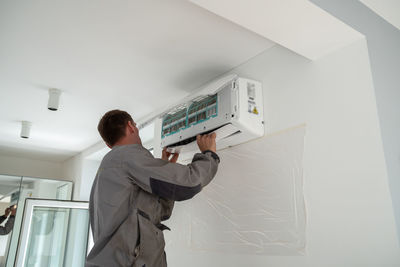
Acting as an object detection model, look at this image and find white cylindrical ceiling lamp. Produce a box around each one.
[48,88,62,111]
[20,121,32,139]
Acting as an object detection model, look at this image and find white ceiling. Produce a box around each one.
[0,0,366,163]
[0,0,275,162]
[190,0,364,60]
[360,0,400,30]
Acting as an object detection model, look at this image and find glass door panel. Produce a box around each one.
[0,175,22,267]
[15,199,89,267]
[5,177,73,267]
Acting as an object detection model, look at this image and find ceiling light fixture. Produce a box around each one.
[20,121,32,139]
[48,88,62,111]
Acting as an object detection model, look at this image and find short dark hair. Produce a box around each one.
[97,110,133,146]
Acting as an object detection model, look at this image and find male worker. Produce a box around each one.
[0,206,16,235]
[86,110,220,267]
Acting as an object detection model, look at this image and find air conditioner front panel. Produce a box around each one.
[234,78,264,137]
[159,76,264,159]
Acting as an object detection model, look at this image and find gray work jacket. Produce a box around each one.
[85,144,219,267]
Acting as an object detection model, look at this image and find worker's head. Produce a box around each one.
[97,110,141,148]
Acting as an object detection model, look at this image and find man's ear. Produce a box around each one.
[127,121,136,133]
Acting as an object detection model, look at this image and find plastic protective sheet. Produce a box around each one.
[189,125,306,255]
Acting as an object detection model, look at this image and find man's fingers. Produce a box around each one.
[196,133,217,153]
[162,147,172,161]
[170,153,179,162]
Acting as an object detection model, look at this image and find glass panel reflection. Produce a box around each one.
[24,207,89,267]
[0,175,22,267]
[0,175,73,267]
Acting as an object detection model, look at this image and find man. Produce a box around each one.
[86,110,220,267]
[0,206,16,235]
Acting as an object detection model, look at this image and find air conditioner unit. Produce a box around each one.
[158,76,264,160]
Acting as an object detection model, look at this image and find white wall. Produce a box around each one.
[62,154,83,200]
[62,153,100,201]
[78,159,100,201]
[165,38,400,266]
[311,0,400,244]
[0,154,66,181]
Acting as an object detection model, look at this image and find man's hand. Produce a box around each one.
[4,208,10,217]
[197,132,216,153]
[162,148,179,163]
[10,206,17,216]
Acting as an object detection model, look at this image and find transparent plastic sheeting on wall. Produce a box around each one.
[190,125,306,255]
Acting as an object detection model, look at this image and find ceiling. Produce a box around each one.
[0,0,365,163]
[0,0,275,162]
[360,0,400,30]
[189,0,364,60]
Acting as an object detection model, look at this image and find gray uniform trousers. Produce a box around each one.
[85,144,219,267]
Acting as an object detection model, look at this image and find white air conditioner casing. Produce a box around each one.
[158,76,264,161]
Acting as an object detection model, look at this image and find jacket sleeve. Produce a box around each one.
[123,146,220,201]
[0,215,6,225]
[0,215,15,235]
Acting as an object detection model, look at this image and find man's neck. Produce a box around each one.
[112,137,141,147]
